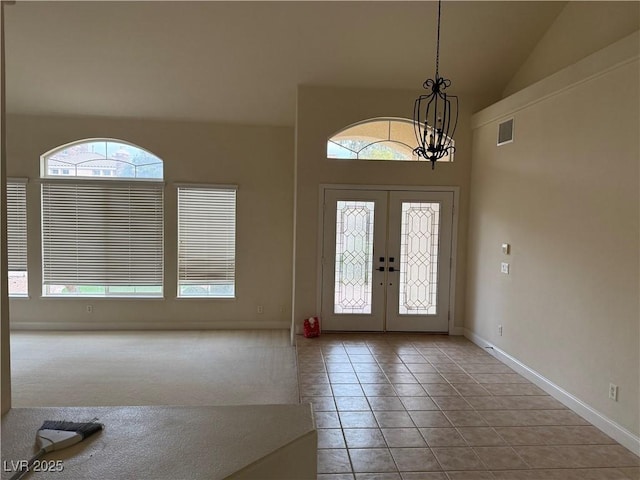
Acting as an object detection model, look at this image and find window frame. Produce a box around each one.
[40,139,165,298]
[176,184,237,299]
[7,178,29,298]
[327,117,454,163]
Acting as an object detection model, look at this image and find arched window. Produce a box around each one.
[327,117,453,163]
[41,139,164,297]
[42,138,163,179]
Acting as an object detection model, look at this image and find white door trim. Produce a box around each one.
[317,184,459,334]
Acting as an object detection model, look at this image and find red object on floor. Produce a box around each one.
[303,317,321,338]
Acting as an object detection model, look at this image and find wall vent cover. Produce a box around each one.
[497,118,514,146]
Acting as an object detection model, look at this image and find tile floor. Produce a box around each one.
[296,333,640,480]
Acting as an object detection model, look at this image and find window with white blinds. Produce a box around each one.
[41,181,164,296]
[7,180,28,297]
[178,186,236,298]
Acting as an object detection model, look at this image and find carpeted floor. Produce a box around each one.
[10,329,298,407]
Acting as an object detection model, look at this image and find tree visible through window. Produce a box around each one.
[41,139,164,297]
[327,117,453,163]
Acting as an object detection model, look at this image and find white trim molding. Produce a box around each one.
[464,328,640,457]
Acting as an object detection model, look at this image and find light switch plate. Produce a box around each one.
[501,243,510,255]
[501,262,510,274]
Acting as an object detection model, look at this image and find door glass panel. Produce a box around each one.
[399,202,440,315]
[334,201,375,314]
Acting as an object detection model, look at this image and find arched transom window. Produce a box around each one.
[42,138,163,179]
[327,117,453,163]
[40,138,164,298]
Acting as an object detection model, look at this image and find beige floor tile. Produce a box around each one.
[419,427,467,447]
[343,428,387,448]
[619,467,640,479]
[318,448,352,474]
[395,384,429,396]
[406,363,438,373]
[299,333,638,480]
[431,396,473,411]
[390,448,442,472]
[336,396,372,411]
[400,397,439,411]
[473,446,529,470]
[333,384,366,396]
[317,411,342,428]
[374,411,416,428]
[495,425,617,446]
[422,384,460,396]
[479,409,589,427]
[302,395,337,411]
[330,372,361,383]
[355,473,402,480]
[413,373,447,384]
[443,410,488,427]
[491,468,632,479]
[318,429,347,448]
[357,372,391,384]
[450,383,492,396]
[362,384,397,397]
[482,383,546,396]
[368,396,406,411]
[445,472,495,480]
[457,427,506,446]
[340,411,379,428]
[318,473,355,480]
[381,428,427,447]
[513,445,640,469]
[349,448,397,473]
[472,373,530,384]
[400,473,448,480]
[409,411,452,428]
[430,447,485,470]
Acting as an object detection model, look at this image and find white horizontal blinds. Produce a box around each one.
[41,182,164,285]
[178,187,236,286]
[7,181,28,272]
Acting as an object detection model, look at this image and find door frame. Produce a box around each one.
[317,184,460,334]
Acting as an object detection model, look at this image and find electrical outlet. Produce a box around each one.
[257,305,264,314]
[498,325,503,336]
[500,262,510,274]
[86,304,93,314]
[609,383,618,401]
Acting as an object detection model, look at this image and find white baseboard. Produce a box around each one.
[10,321,291,331]
[464,328,640,457]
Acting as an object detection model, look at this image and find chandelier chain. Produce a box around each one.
[435,0,442,78]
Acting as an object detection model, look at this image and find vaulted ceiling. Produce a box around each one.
[4,1,568,126]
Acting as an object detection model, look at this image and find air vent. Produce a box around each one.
[497,118,514,146]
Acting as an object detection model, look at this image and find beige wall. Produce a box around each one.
[467,35,639,436]
[503,1,640,97]
[7,114,294,329]
[293,85,483,333]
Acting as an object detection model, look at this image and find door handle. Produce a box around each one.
[378,266,385,272]
[388,267,395,272]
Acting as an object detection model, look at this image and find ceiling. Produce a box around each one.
[4,1,567,127]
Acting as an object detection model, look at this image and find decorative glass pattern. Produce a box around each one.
[42,139,163,179]
[399,202,440,315]
[334,201,375,314]
[327,117,453,163]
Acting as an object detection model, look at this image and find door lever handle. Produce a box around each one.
[378,267,385,272]
[388,267,395,272]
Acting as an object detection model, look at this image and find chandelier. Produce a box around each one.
[413,0,458,170]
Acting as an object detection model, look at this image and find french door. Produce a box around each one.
[321,188,454,332]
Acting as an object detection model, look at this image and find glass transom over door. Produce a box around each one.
[321,188,453,333]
